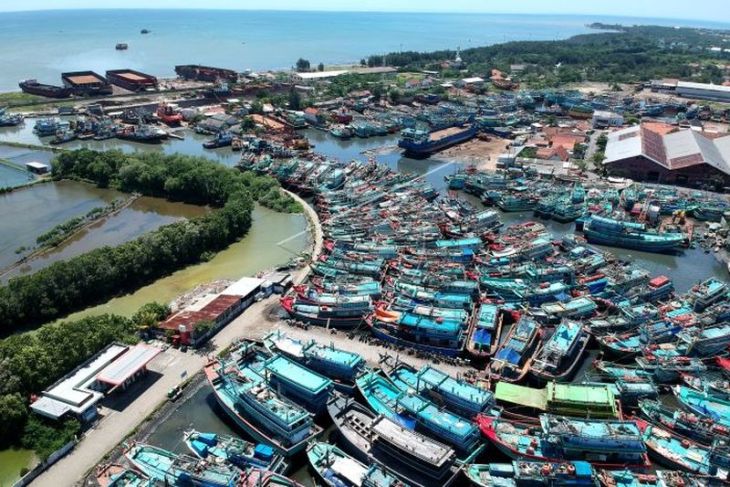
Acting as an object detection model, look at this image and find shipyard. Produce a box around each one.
[2,6,730,487]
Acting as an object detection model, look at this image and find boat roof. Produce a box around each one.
[305,342,364,368]
[418,366,493,407]
[495,382,548,411]
[371,415,454,467]
[264,355,332,394]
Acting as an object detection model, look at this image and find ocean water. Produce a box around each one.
[0,9,728,92]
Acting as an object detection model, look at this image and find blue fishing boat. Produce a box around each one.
[382,357,494,417]
[466,461,598,487]
[96,464,152,487]
[263,331,365,393]
[636,419,729,476]
[530,321,591,382]
[582,215,684,253]
[398,124,477,157]
[467,303,504,358]
[204,350,321,456]
[638,400,730,447]
[489,316,542,383]
[674,386,730,429]
[596,469,720,487]
[368,307,466,357]
[678,323,730,357]
[124,443,241,487]
[688,278,728,312]
[262,354,334,415]
[355,370,481,457]
[478,415,649,468]
[183,430,285,472]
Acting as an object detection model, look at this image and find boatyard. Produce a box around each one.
[3,10,730,487]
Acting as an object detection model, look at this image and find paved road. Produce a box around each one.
[32,197,323,487]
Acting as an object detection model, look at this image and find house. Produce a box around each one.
[603,122,730,188]
[536,145,571,162]
[156,277,263,347]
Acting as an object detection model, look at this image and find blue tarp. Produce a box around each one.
[473,329,492,346]
[496,347,521,365]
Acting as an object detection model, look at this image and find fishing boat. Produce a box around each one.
[306,441,408,487]
[327,394,461,487]
[382,357,495,417]
[261,354,334,414]
[398,124,477,157]
[635,419,729,476]
[494,381,620,419]
[673,386,730,429]
[488,316,542,383]
[124,443,241,487]
[597,469,723,487]
[680,373,730,401]
[635,355,707,383]
[638,400,730,446]
[95,464,152,487]
[678,323,730,357]
[183,430,285,472]
[466,303,504,359]
[0,108,23,127]
[204,352,321,456]
[239,468,304,487]
[477,414,650,468]
[688,278,728,312]
[592,360,654,383]
[263,331,365,393]
[466,461,598,487]
[530,321,591,383]
[280,295,371,328]
[537,297,597,324]
[156,102,183,125]
[355,370,481,456]
[582,215,684,253]
[203,131,234,149]
[116,124,166,143]
[367,307,466,357]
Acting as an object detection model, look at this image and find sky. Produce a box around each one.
[0,0,729,23]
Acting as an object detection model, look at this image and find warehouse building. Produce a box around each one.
[157,276,263,347]
[30,343,161,422]
[676,81,730,102]
[603,122,730,189]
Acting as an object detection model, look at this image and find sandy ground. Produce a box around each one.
[33,193,323,487]
[439,137,512,171]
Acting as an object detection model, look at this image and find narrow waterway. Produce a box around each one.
[55,204,309,322]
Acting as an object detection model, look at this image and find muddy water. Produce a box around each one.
[55,204,309,322]
[1,196,209,282]
[0,180,124,269]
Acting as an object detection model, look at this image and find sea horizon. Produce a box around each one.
[0,9,728,92]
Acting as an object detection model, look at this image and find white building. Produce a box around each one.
[592,111,625,129]
[676,81,730,102]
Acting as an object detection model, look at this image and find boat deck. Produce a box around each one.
[264,355,332,394]
[371,416,454,467]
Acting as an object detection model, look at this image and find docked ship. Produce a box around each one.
[466,303,504,359]
[203,131,234,149]
[382,356,495,418]
[488,315,542,383]
[529,320,590,383]
[581,215,684,253]
[204,348,322,456]
[124,443,241,487]
[19,79,72,98]
[327,393,462,487]
[398,124,477,157]
[355,370,482,457]
[116,124,167,143]
[263,331,365,393]
[466,461,598,487]
[280,294,372,328]
[156,102,183,125]
[306,442,407,487]
[182,430,285,472]
[477,414,650,468]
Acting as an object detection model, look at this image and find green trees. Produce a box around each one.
[0,313,138,454]
[288,88,302,110]
[295,58,311,72]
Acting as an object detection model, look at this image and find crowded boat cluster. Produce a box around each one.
[145,156,730,486]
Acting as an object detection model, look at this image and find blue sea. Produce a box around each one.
[0,9,728,92]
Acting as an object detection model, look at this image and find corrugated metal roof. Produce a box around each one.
[96,344,162,386]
